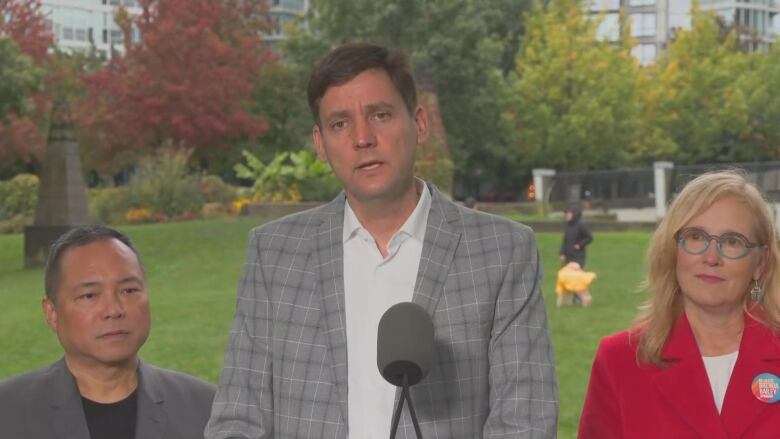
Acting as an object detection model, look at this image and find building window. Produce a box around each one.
[110,29,123,45]
[588,0,619,11]
[631,13,656,37]
[596,13,620,41]
[62,27,74,40]
[631,43,657,64]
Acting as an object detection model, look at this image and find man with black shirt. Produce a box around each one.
[0,225,215,439]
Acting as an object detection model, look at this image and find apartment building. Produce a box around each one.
[590,0,779,64]
[39,0,309,58]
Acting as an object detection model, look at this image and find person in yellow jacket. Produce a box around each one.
[556,261,596,307]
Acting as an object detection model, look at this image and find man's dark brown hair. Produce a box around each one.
[307,42,418,124]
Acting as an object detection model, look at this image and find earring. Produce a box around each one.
[750,280,764,302]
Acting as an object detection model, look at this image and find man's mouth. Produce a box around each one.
[98,330,130,338]
[357,161,382,171]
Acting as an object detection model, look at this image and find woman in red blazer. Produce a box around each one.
[579,170,780,439]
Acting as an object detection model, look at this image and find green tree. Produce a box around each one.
[0,38,41,121]
[647,5,752,164]
[732,43,780,161]
[505,0,642,173]
[0,37,44,177]
[250,61,313,161]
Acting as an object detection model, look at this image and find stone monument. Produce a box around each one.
[24,99,90,268]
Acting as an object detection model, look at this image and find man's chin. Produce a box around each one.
[347,181,417,205]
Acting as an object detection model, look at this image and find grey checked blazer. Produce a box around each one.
[206,185,558,438]
[0,358,216,439]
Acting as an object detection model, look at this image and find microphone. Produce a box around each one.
[377,302,435,385]
[377,302,434,439]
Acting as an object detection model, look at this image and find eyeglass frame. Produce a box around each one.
[674,227,766,260]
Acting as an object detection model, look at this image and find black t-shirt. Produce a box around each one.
[81,389,137,439]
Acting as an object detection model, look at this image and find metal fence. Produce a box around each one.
[547,167,655,207]
[547,161,780,206]
[671,162,780,202]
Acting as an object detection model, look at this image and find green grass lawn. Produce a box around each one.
[0,217,650,438]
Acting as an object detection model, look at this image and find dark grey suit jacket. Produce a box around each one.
[206,186,558,438]
[0,358,215,439]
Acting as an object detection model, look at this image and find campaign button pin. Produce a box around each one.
[752,373,780,403]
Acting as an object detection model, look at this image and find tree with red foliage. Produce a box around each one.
[78,0,275,176]
[0,0,52,178]
[0,0,51,63]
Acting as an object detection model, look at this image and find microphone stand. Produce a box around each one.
[389,374,423,439]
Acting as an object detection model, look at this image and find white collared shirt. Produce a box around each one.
[343,181,431,438]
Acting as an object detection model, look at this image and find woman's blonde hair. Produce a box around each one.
[633,170,780,366]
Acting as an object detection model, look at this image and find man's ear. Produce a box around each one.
[312,124,328,162]
[414,106,429,143]
[42,297,57,331]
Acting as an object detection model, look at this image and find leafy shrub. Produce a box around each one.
[128,149,204,217]
[232,198,251,215]
[0,173,39,220]
[235,149,340,202]
[199,175,237,204]
[415,153,454,195]
[202,202,227,219]
[290,150,341,202]
[0,214,32,234]
[89,187,133,225]
[126,208,152,224]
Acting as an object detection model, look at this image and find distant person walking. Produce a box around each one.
[560,206,593,267]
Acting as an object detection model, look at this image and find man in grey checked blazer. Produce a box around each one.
[206,43,558,439]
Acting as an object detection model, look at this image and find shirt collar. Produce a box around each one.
[343,180,431,244]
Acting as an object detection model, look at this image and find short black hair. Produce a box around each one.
[44,225,144,302]
[307,42,418,124]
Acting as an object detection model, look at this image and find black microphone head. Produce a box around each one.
[377,301,434,386]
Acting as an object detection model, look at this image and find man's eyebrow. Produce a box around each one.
[118,276,144,285]
[322,109,350,123]
[365,101,395,112]
[321,101,398,124]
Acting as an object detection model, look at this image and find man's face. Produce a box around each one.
[312,68,428,207]
[43,238,150,369]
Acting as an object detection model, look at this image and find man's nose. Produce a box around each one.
[352,118,376,149]
[102,293,126,319]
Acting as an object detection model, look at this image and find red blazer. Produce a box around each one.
[579,313,780,439]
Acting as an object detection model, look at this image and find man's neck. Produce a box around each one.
[65,355,139,403]
[347,181,423,257]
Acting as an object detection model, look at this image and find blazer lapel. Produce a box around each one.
[651,315,729,439]
[313,193,350,425]
[135,361,167,439]
[47,359,91,439]
[412,185,461,315]
[721,314,780,438]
